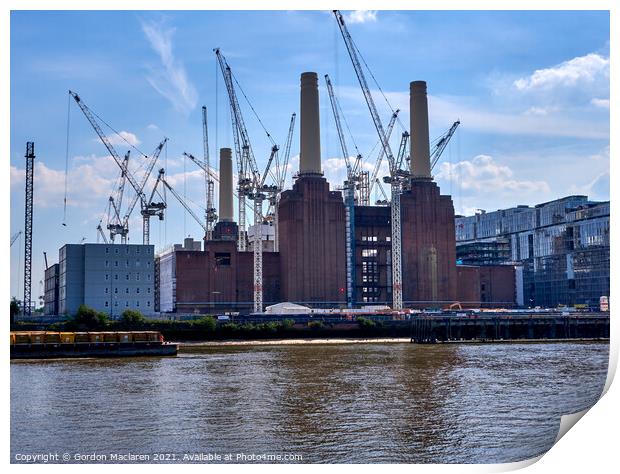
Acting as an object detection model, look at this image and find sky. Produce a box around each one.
[9,10,610,304]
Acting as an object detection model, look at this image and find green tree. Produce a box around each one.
[73,304,109,329]
[194,315,217,332]
[120,309,146,325]
[10,298,20,323]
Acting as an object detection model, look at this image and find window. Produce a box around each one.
[147,274,151,281]
[115,261,118,267]
[126,260,129,267]
[115,301,118,307]
[126,274,130,280]
[126,247,129,254]
[126,288,129,294]
[105,274,109,281]
[105,301,109,307]
[136,301,140,307]
[105,288,109,294]
[362,249,378,258]
[136,273,140,281]
[215,252,231,266]
[136,260,141,267]
[114,288,118,294]
[147,288,151,294]
[105,260,109,267]
[115,248,119,255]
[125,301,129,307]
[147,261,151,267]
[114,274,119,280]
[105,247,109,254]
[136,288,140,294]
[147,301,151,307]
[136,247,140,254]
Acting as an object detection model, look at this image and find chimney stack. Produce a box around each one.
[218,148,234,222]
[410,80,432,180]
[299,72,322,175]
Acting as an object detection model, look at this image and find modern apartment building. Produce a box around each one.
[455,196,610,307]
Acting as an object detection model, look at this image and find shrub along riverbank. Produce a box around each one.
[10,306,411,341]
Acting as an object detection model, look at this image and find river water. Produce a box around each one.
[11,341,608,464]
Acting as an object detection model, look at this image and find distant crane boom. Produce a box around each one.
[430,120,460,171]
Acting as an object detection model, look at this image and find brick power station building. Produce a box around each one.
[155,72,515,314]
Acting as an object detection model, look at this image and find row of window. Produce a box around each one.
[105,287,151,294]
[104,273,151,281]
[104,260,151,268]
[104,300,151,308]
[105,247,145,255]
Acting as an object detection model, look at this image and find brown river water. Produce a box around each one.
[10,341,608,464]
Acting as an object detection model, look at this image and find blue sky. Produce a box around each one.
[10,10,610,303]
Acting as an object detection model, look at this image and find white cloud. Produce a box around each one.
[513,53,609,91]
[100,131,141,147]
[591,98,610,109]
[141,20,198,114]
[10,156,119,209]
[346,10,378,24]
[437,154,550,194]
[147,123,159,130]
[428,94,608,140]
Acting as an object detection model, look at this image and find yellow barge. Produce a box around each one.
[10,331,178,359]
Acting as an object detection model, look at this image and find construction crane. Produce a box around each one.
[69,90,167,244]
[325,74,359,308]
[23,142,35,317]
[270,112,296,252]
[10,231,22,247]
[430,120,460,172]
[215,48,282,313]
[102,150,130,243]
[334,10,405,310]
[367,110,399,202]
[202,106,217,239]
[158,169,207,234]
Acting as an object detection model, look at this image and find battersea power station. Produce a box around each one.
[153,72,517,315]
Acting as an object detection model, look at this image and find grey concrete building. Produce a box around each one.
[58,243,155,317]
[44,263,59,315]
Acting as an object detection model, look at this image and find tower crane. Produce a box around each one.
[105,150,130,242]
[69,90,167,244]
[157,169,208,234]
[214,48,283,313]
[325,74,359,308]
[430,120,460,172]
[184,152,257,218]
[367,110,399,202]
[270,112,296,252]
[202,106,217,239]
[334,10,405,309]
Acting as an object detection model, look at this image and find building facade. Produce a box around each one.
[43,263,59,315]
[455,196,609,307]
[58,243,155,317]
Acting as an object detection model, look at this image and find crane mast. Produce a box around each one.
[334,10,404,310]
[325,74,357,308]
[23,142,35,318]
[202,106,217,240]
[215,48,282,313]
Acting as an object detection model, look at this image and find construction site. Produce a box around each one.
[12,11,609,319]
